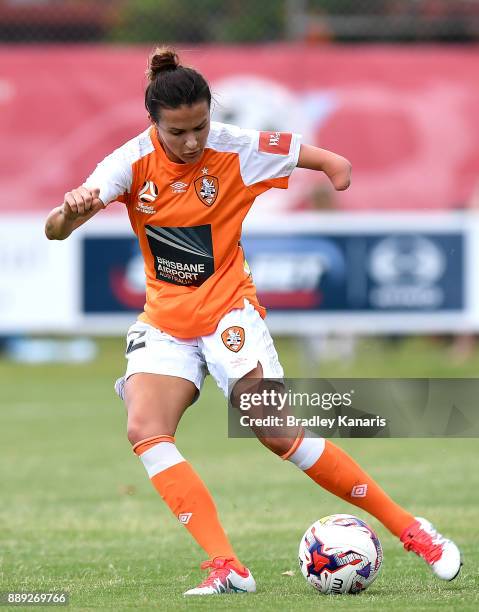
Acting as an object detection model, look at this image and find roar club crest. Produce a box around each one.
[221,326,245,352]
[194,175,219,206]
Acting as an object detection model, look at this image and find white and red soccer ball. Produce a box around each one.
[298,514,383,594]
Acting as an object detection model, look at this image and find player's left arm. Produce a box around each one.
[297,144,351,191]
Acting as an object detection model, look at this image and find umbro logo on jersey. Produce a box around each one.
[194,175,219,207]
[138,180,159,203]
[221,326,245,352]
[170,181,188,193]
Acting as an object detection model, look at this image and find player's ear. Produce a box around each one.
[147,113,155,126]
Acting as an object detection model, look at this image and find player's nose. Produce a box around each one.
[185,134,198,150]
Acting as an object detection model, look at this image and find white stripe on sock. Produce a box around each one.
[139,442,185,478]
[288,436,325,470]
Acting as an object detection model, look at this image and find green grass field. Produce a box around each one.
[1,336,478,611]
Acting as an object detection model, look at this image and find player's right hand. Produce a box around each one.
[62,186,102,217]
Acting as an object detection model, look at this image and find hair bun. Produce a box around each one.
[147,47,180,81]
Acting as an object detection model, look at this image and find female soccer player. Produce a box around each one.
[45,48,461,596]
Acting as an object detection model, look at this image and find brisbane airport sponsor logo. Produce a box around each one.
[145,224,214,287]
[194,175,219,206]
[221,326,245,352]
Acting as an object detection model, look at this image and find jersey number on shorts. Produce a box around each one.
[126,330,146,354]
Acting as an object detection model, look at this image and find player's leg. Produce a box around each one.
[233,363,416,536]
[278,431,461,580]
[202,305,461,581]
[126,374,248,574]
[115,321,255,595]
[237,368,461,581]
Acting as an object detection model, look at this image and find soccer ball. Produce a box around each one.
[298,514,383,594]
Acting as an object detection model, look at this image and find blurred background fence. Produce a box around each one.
[1,0,479,43]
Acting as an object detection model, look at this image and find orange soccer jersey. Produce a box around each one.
[84,122,301,338]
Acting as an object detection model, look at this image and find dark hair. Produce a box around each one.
[145,47,211,122]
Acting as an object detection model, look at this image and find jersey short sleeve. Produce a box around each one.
[207,122,302,194]
[83,128,154,206]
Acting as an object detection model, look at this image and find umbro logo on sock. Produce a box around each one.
[178,512,193,524]
[351,484,368,498]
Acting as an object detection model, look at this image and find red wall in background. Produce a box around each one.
[2,44,479,212]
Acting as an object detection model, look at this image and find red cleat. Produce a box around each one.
[400,517,462,581]
[184,557,256,596]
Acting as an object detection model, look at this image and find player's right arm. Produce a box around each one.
[44,186,104,240]
[45,133,138,240]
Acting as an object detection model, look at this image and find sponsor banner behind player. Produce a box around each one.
[0,217,77,333]
[1,212,478,335]
[82,236,144,313]
[242,233,463,311]
[227,378,479,438]
[76,212,474,335]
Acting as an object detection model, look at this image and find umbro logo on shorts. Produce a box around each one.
[221,326,245,352]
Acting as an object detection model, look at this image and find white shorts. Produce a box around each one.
[122,299,284,398]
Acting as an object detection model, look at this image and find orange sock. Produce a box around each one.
[133,435,244,572]
[285,436,414,537]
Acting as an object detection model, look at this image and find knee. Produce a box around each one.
[126,414,167,447]
[127,417,148,446]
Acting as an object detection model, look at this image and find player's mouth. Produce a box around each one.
[183,150,201,159]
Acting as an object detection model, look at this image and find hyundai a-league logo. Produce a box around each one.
[138,180,159,203]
